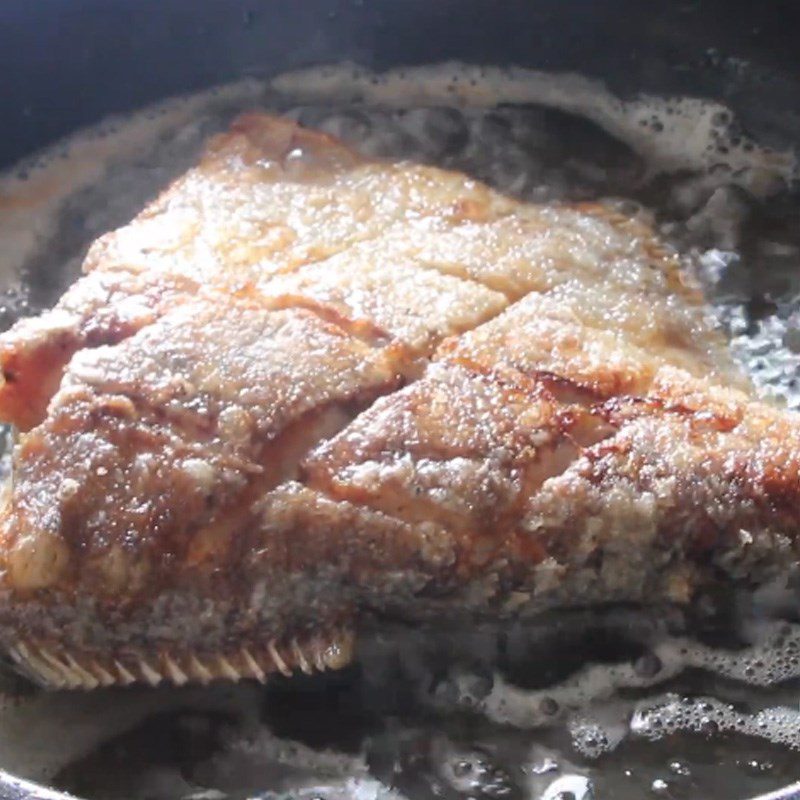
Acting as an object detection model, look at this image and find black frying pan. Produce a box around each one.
[1,2,800,798]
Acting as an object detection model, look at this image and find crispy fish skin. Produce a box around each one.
[0,113,796,689]
[0,115,513,431]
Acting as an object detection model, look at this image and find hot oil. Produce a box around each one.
[51,619,800,800]
[1,63,800,799]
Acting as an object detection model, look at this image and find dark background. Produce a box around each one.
[1,0,799,168]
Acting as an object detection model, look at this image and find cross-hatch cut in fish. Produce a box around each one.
[0,113,797,690]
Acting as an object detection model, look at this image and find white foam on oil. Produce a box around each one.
[216,723,370,779]
[631,693,800,752]
[0,683,262,783]
[190,720,410,800]
[272,61,798,195]
[435,619,800,755]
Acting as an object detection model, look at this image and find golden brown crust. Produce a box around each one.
[0,113,795,688]
[3,297,405,595]
[0,113,513,431]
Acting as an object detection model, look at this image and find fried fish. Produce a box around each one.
[0,113,796,689]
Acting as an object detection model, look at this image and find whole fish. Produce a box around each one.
[0,114,796,689]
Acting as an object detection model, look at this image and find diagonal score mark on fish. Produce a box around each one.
[0,113,798,689]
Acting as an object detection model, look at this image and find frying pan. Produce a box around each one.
[1,1,800,798]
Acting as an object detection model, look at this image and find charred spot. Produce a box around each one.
[584,547,605,571]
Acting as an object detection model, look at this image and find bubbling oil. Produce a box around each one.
[436,619,800,731]
[1,62,800,800]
